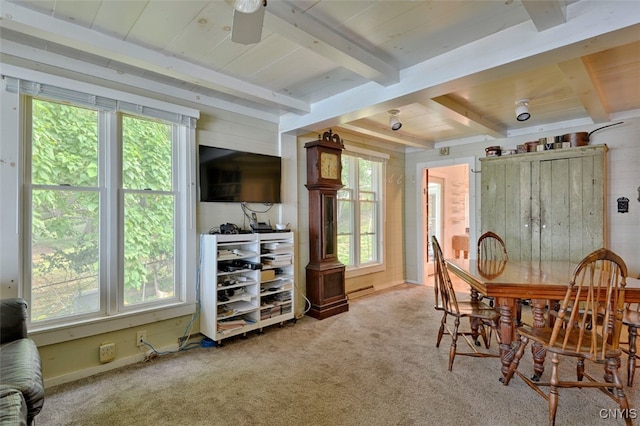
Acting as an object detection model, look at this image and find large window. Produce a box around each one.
[337,152,384,270]
[7,77,197,330]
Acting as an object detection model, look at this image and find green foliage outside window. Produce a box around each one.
[30,99,175,321]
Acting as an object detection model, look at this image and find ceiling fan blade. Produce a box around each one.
[231,7,265,45]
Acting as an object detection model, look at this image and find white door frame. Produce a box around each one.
[425,176,444,277]
[415,156,477,285]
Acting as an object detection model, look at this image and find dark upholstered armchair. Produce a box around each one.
[0,298,45,426]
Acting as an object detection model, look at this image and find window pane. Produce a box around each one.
[360,200,376,234]
[359,233,376,264]
[337,235,352,266]
[358,159,373,192]
[359,191,375,201]
[360,200,376,264]
[341,158,351,188]
[338,200,353,234]
[122,116,172,190]
[32,99,98,187]
[31,189,100,321]
[337,188,351,200]
[337,153,383,269]
[123,193,175,306]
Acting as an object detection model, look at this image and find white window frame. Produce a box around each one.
[1,68,198,346]
[339,145,387,278]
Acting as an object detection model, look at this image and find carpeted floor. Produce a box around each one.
[37,282,639,426]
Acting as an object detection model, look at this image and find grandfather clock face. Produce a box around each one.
[320,152,339,180]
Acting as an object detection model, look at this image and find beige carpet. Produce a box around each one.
[37,283,638,426]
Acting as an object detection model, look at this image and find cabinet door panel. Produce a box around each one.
[518,161,534,261]
[540,158,571,261]
[481,161,507,237]
[481,145,606,264]
[568,156,586,261]
[574,153,605,260]
[504,161,522,258]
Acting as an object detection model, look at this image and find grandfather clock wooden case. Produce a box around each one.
[304,130,349,319]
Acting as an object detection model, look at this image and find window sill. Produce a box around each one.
[346,263,385,279]
[29,302,197,347]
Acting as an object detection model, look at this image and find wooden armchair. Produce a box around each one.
[502,248,632,426]
[477,231,508,262]
[476,231,508,308]
[622,303,640,386]
[431,236,501,371]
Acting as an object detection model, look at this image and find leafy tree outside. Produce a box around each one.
[30,99,175,322]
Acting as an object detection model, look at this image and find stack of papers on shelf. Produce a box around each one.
[279,279,293,290]
[217,319,247,331]
[260,278,293,293]
[274,292,291,302]
[263,253,292,267]
[263,243,293,254]
[217,249,257,261]
[217,305,237,319]
[232,301,256,314]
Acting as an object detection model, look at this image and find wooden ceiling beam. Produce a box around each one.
[265,2,399,87]
[427,97,506,139]
[338,122,434,149]
[521,0,566,31]
[556,58,610,123]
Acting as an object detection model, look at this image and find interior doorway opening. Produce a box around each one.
[422,163,470,282]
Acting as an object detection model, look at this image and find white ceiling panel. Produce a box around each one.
[1,0,638,151]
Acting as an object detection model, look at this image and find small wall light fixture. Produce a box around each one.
[515,98,531,122]
[389,109,402,131]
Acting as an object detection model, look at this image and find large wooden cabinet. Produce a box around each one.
[480,145,607,262]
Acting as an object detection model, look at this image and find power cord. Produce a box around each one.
[140,239,205,361]
[240,202,274,229]
[294,280,311,318]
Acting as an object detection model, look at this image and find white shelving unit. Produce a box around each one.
[199,232,295,345]
[258,233,295,329]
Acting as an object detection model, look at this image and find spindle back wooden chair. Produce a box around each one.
[622,303,640,386]
[477,231,509,262]
[432,236,501,371]
[502,248,632,426]
[476,231,509,309]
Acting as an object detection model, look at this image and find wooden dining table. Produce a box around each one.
[445,257,640,382]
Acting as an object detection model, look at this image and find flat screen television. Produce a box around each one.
[199,146,282,203]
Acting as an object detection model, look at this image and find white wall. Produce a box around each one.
[196,112,284,234]
[405,117,640,282]
[0,83,20,298]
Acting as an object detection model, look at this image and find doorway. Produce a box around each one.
[418,159,473,284]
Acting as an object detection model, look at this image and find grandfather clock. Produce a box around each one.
[304,130,349,319]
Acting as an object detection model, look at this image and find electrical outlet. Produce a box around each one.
[99,342,116,363]
[136,330,147,347]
